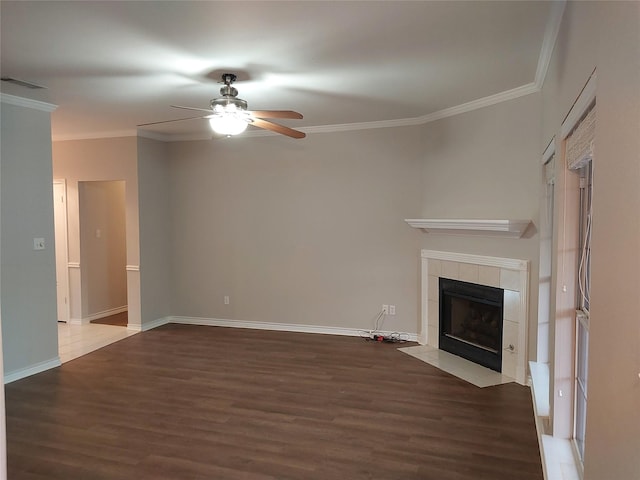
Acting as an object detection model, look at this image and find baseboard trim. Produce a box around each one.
[70,305,128,325]
[132,317,171,332]
[170,316,419,342]
[4,357,62,384]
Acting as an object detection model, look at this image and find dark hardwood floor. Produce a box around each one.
[6,324,543,479]
[90,311,128,327]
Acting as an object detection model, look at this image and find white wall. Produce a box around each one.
[168,127,423,334]
[0,100,59,377]
[542,2,640,478]
[419,93,542,360]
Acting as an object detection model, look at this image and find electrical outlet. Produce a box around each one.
[381,304,388,314]
[389,305,396,315]
[224,295,230,305]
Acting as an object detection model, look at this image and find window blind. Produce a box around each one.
[566,106,595,170]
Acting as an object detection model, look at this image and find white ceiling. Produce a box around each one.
[0,1,559,141]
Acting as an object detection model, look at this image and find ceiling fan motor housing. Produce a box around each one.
[212,74,248,111]
[210,96,248,112]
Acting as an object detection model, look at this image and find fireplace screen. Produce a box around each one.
[439,278,504,372]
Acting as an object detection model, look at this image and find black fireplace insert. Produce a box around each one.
[439,278,504,372]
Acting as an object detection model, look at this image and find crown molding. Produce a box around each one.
[534,0,566,89]
[53,79,541,143]
[418,83,540,125]
[154,84,539,142]
[302,116,425,134]
[137,130,170,142]
[0,93,57,112]
[52,129,138,142]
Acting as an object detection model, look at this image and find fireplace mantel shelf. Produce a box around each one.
[405,219,531,238]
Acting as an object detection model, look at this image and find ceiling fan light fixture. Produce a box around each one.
[140,73,304,139]
[208,96,251,135]
[209,113,249,136]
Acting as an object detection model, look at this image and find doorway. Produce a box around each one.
[78,180,128,326]
[55,180,133,362]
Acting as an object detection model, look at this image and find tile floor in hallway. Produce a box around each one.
[57,322,138,363]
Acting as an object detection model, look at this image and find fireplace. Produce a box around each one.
[439,278,504,372]
[420,249,530,385]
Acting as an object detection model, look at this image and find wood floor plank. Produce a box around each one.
[6,324,543,479]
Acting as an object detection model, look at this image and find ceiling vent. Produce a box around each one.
[1,77,47,89]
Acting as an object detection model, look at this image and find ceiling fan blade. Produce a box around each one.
[247,110,303,120]
[250,118,306,139]
[170,105,215,114]
[137,115,209,127]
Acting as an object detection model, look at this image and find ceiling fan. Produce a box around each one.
[138,73,306,139]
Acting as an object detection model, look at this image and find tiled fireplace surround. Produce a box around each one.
[420,250,530,385]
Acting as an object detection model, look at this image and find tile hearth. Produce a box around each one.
[399,344,514,388]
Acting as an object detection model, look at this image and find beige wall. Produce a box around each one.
[78,180,127,316]
[585,3,639,478]
[52,137,141,325]
[542,2,640,478]
[168,127,423,334]
[419,93,543,360]
[1,101,58,375]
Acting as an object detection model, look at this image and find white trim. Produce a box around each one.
[540,435,581,480]
[421,249,529,271]
[0,93,57,112]
[70,305,127,325]
[52,130,138,142]
[530,361,551,419]
[53,179,70,323]
[542,137,556,165]
[302,117,424,134]
[534,1,567,89]
[561,72,597,140]
[68,262,80,268]
[406,219,532,238]
[137,130,170,142]
[419,83,540,125]
[130,316,171,332]
[419,256,429,345]
[4,357,61,384]
[125,265,140,272]
[96,82,540,143]
[170,316,419,342]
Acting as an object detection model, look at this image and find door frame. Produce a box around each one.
[53,179,70,323]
